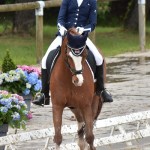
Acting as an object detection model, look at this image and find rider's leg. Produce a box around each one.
[32,68,50,106]
[86,38,113,102]
[32,36,62,106]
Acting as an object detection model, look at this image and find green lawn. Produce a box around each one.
[0,25,150,67]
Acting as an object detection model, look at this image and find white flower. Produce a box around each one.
[14,105,21,110]
[8,76,14,82]
[12,112,20,121]
[5,76,11,82]
[9,70,16,75]
[17,69,25,77]
[23,110,28,115]
[14,74,21,81]
[0,73,7,79]
[26,83,31,89]
[19,101,27,108]
[0,79,3,85]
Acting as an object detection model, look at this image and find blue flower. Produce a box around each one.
[19,101,26,107]
[27,72,38,85]
[0,106,8,113]
[0,98,12,106]
[0,66,42,97]
[34,80,42,91]
[23,71,28,82]
[12,97,19,104]
[0,90,30,129]
[23,89,30,95]
[6,103,12,109]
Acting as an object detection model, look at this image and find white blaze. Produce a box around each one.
[69,52,83,86]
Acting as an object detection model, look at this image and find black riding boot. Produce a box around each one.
[96,63,113,103]
[32,69,50,106]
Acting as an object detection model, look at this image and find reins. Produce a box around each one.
[65,60,83,76]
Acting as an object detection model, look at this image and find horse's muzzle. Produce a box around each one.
[72,74,84,86]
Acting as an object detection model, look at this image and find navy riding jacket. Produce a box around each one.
[57,0,97,33]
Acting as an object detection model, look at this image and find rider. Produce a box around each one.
[32,0,113,106]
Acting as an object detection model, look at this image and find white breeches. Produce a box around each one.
[86,38,103,65]
[42,36,62,69]
[42,36,103,69]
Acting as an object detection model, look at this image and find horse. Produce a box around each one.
[50,28,103,150]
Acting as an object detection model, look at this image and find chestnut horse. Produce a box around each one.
[50,28,103,150]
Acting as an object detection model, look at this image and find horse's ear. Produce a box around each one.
[82,31,88,41]
[67,31,88,49]
[82,31,88,38]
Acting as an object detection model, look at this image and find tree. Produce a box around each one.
[124,0,150,30]
[123,0,138,30]
[0,0,5,4]
[2,51,17,73]
[110,0,150,31]
[12,0,36,34]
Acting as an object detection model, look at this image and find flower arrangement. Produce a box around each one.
[17,65,41,77]
[0,66,42,96]
[0,90,31,129]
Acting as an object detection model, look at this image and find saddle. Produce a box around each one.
[46,46,96,81]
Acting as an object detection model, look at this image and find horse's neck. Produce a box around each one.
[60,39,67,60]
[55,42,71,79]
[55,42,67,70]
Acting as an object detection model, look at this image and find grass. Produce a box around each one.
[95,26,150,56]
[0,25,150,67]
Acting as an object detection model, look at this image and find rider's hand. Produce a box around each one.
[59,26,67,36]
[76,27,84,35]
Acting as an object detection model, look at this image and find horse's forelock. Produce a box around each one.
[69,28,80,36]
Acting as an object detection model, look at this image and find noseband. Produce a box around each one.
[65,44,86,76]
[67,44,86,56]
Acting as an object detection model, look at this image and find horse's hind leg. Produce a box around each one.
[52,105,63,149]
[92,94,103,121]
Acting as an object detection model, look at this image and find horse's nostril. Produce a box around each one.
[72,76,79,86]
[72,75,83,86]
[73,79,78,85]
[74,79,78,84]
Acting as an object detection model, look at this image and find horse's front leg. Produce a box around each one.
[52,104,63,149]
[71,108,88,150]
[82,106,96,150]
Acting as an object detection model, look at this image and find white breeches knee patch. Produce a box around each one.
[42,36,62,69]
[86,38,103,66]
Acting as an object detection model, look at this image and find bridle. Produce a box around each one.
[65,44,87,76]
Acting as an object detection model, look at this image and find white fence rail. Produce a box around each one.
[0,110,150,149]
